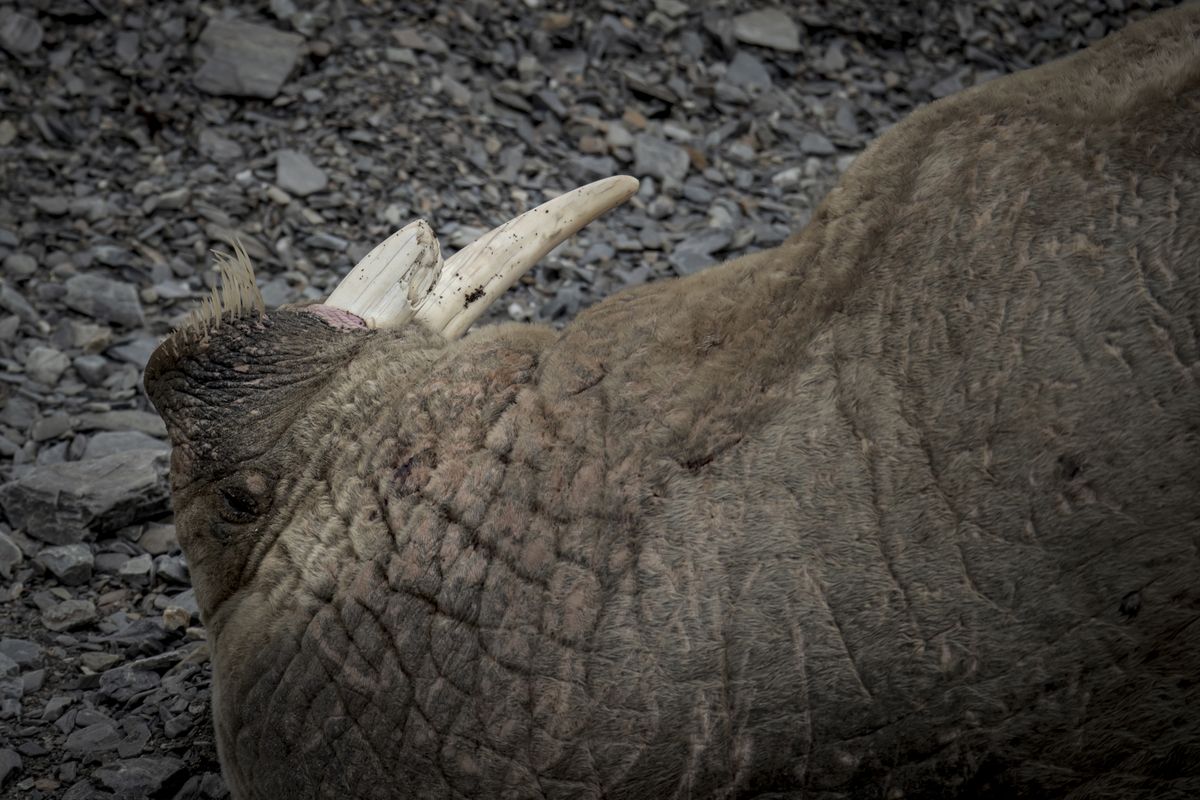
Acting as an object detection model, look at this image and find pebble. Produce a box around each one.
[732,8,802,53]
[24,345,70,385]
[0,449,170,544]
[275,149,329,197]
[632,135,690,184]
[0,10,42,56]
[193,19,303,99]
[63,274,145,328]
[35,544,94,586]
[41,599,98,632]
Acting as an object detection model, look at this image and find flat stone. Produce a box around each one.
[41,599,97,632]
[732,8,801,52]
[0,639,40,671]
[83,432,168,461]
[0,450,170,544]
[194,19,303,99]
[0,10,42,55]
[0,531,23,579]
[35,544,94,586]
[64,274,145,328]
[800,131,836,155]
[138,523,177,556]
[118,553,154,586]
[79,651,122,672]
[668,229,733,276]
[64,722,121,755]
[74,411,167,438]
[275,149,328,196]
[632,135,690,184]
[197,129,244,163]
[25,346,70,386]
[726,51,772,89]
[0,653,15,678]
[0,748,19,790]
[94,756,186,798]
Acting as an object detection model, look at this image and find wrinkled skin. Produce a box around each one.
[145,8,1200,799]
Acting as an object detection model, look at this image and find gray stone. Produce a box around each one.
[109,335,158,369]
[732,8,801,52]
[74,410,167,437]
[0,10,42,55]
[65,722,121,755]
[74,354,111,386]
[632,136,690,184]
[275,149,328,196]
[2,253,36,278]
[0,449,170,544]
[668,229,733,276]
[138,523,178,556]
[0,280,40,324]
[41,598,97,632]
[83,432,168,460]
[392,27,449,55]
[41,695,72,721]
[194,19,303,99]
[24,346,70,385]
[198,129,244,163]
[95,756,186,798]
[64,274,145,328]
[0,639,41,670]
[154,554,189,584]
[35,543,94,585]
[0,748,19,789]
[0,531,22,579]
[800,132,836,155]
[93,245,134,267]
[119,553,154,586]
[304,232,348,252]
[726,51,772,89]
[0,652,15,678]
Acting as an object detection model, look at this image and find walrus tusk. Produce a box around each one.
[325,175,639,338]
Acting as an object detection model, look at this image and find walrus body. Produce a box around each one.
[146,6,1200,798]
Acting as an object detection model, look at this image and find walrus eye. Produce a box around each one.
[218,485,258,524]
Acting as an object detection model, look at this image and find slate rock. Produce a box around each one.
[0,279,41,324]
[0,449,170,544]
[0,639,41,670]
[0,10,42,55]
[118,553,154,587]
[75,410,167,438]
[25,345,70,385]
[632,135,690,184]
[0,747,19,792]
[726,51,772,89]
[64,722,121,755]
[64,274,145,328]
[197,129,244,163]
[35,543,94,585]
[194,19,303,99]
[800,131,835,155]
[732,8,801,53]
[94,756,186,799]
[0,652,15,678]
[275,149,328,196]
[83,432,168,461]
[668,229,733,276]
[41,598,97,632]
[0,531,22,579]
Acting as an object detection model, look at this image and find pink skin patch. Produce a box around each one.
[302,304,368,330]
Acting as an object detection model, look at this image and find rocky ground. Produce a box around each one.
[0,0,1183,797]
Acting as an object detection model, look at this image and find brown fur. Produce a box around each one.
[145,6,1200,799]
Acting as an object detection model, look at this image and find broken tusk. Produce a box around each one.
[325,176,639,338]
[324,219,442,329]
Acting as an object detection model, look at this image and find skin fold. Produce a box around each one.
[144,6,1200,799]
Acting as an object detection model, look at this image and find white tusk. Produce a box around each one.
[324,219,442,328]
[417,175,639,339]
[325,176,639,338]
